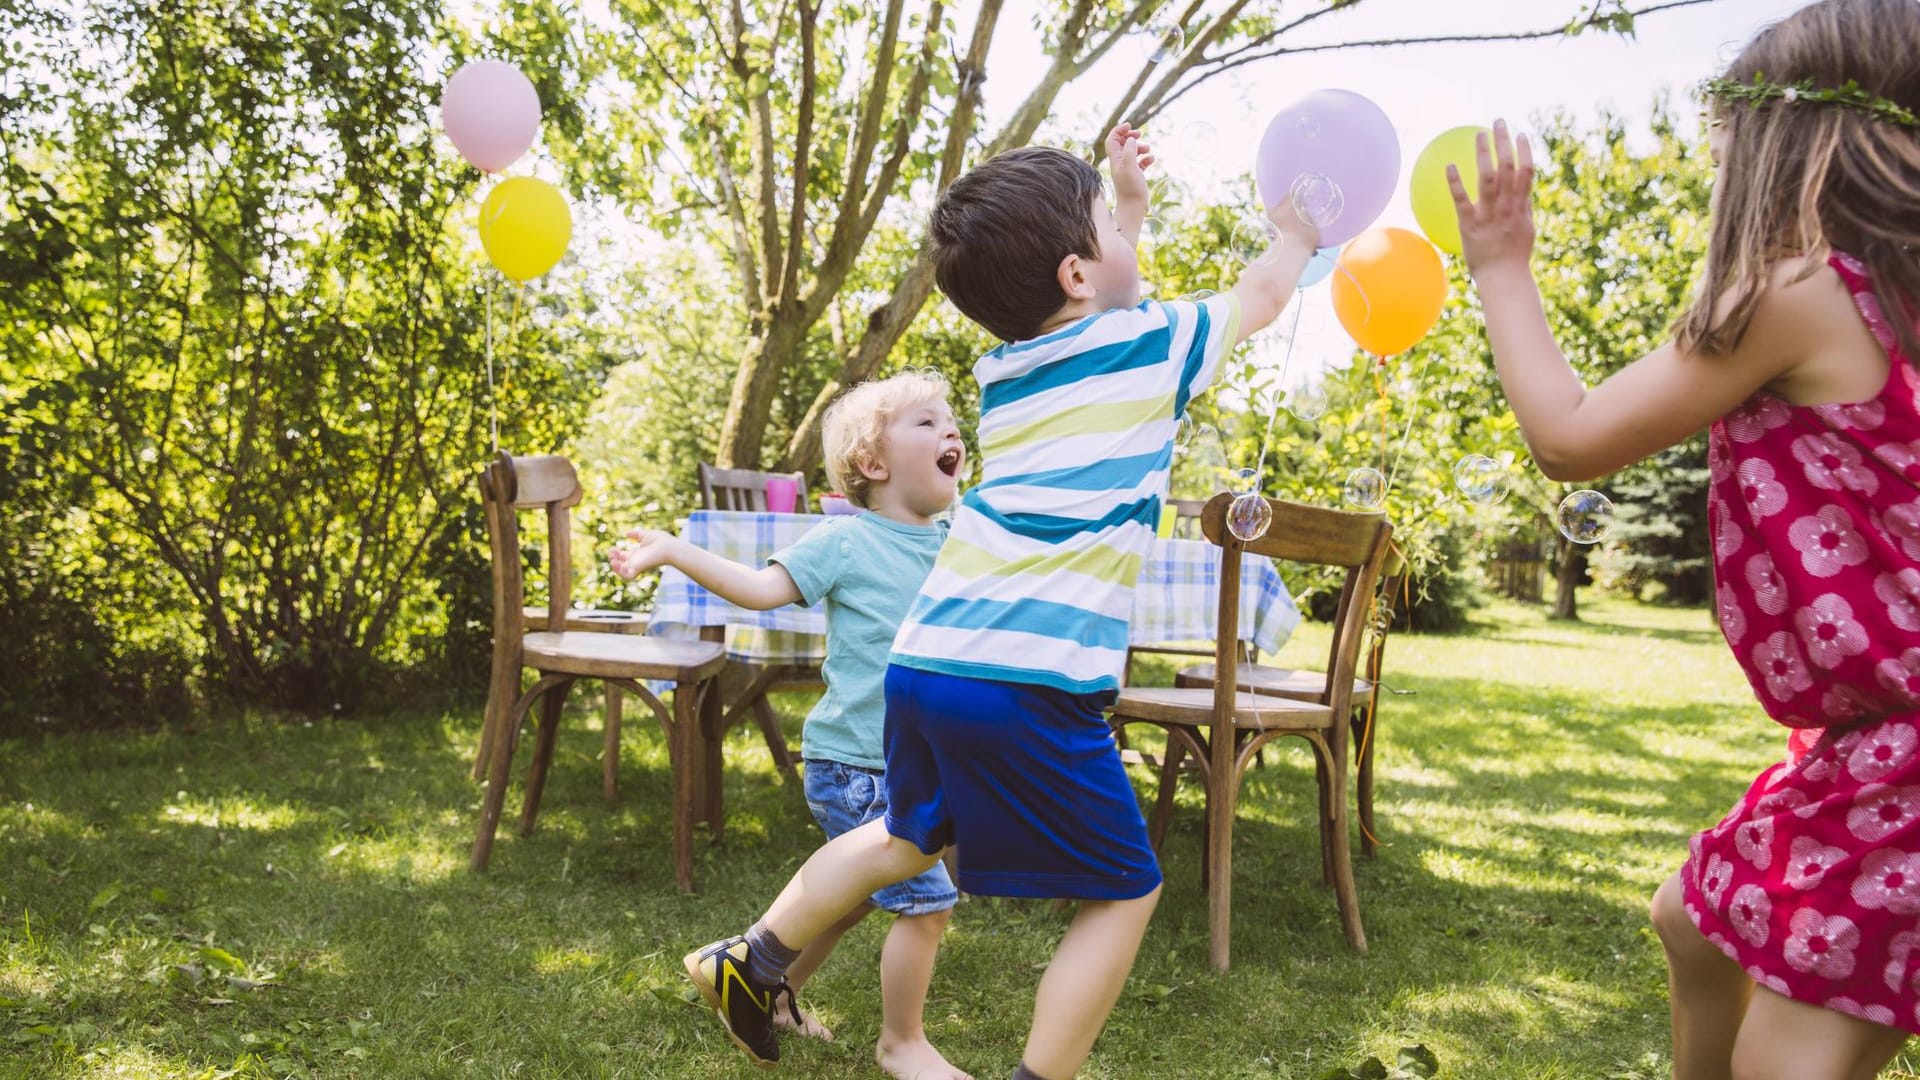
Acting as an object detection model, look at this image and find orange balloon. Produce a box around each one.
[1331,227,1449,356]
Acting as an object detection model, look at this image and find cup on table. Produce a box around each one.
[818,492,859,516]
[764,476,799,514]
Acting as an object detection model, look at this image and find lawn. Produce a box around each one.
[6,594,1919,1079]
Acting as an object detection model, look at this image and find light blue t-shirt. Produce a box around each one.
[770,512,948,770]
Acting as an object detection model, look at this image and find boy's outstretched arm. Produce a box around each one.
[1227,204,1318,345]
[609,528,802,611]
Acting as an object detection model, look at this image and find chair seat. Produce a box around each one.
[523,606,651,634]
[521,632,725,682]
[1109,687,1336,730]
[1176,662,1373,702]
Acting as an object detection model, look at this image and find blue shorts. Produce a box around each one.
[803,758,957,916]
[881,664,1163,901]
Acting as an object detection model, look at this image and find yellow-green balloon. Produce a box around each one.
[1410,126,1489,256]
[478,176,571,281]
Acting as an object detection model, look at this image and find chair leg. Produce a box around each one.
[518,679,572,836]
[1314,746,1335,886]
[701,675,726,840]
[1207,759,1239,973]
[751,695,800,785]
[670,678,698,893]
[603,684,623,803]
[1354,702,1378,857]
[470,688,542,872]
[1148,736,1185,852]
[1323,744,1368,953]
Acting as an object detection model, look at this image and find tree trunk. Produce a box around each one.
[714,311,805,468]
[1551,535,1585,621]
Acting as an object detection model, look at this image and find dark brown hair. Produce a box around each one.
[1679,0,1920,362]
[929,147,1104,343]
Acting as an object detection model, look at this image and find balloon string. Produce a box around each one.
[1253,299,1307,481]
[502,283,525,439]
[1381,349,1437,510]
[485,276,498,452]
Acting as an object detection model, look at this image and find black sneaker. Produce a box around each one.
[683,935,790,1068]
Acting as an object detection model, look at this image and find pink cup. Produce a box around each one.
[764,476,799,514]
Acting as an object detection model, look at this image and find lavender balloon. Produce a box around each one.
[1255,89,1399,247]
[441,61,541,173]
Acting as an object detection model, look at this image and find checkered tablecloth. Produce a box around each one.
[648,510,1299,664]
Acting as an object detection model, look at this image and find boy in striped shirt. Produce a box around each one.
[687,124,1319,1078]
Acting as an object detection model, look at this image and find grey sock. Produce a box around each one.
[742,921,798,987]
[1011,1066,1052,1080]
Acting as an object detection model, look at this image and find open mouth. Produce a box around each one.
[936,448,962,478]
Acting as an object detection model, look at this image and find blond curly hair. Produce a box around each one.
[821,370,953,508]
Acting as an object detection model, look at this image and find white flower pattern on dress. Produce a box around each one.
[1795,593,1869,670]
[1734,816,1775,870]
[1783,908,1860,980]
[1756,787,1812,819]
[1792,433,1881,495]
[1709,430,1733,483]
[1848,784,1920,842]
[1788,506,1870,579]
[1746,965,1791,995]
[1701,853,1733,909]
[1717,584,1748,645]
[1850,848,1920,913]
[1826,997,1897,1025]
[1872,440,1920,486]
[1737,458,1790,519]
[1728,395,1791,443]
[1813,398,1886,432]
[1877,569,1920,631]
[1746,552,1790,616]
[1848,723,1919,784]
[1876,650,1920,707]
[1713,495,1744,559]
[1729,884,1772,947]
[1785,835,1850,892]
[1879,501,1920,561]
[1887,930,1920,992]
[1754,632,1814,702]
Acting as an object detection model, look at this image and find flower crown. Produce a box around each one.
[1701,72,1918,128]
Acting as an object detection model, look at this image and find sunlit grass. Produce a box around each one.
[2,593,1918,1078]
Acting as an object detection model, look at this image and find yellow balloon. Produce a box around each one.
[1410,125,1488,256]
[478,176,571,281]
[1332,227,1448,357]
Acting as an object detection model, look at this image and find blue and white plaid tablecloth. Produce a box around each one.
[648,510,1298,664]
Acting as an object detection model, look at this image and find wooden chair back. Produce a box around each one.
[479,452,583,649]
[1198,492,1393,727]
[697,462,809,512]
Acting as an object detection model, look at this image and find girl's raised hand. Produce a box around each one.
[1447,119,1536,277]
[608,527,680,581]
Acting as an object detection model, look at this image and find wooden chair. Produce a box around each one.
[696,462,810,512]
[1175,550,1407,856]
[1108,493,1391,969]
[695,462,814,784]
[469,452,728,892]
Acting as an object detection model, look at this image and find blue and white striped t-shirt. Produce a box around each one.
[890,294,1241,694]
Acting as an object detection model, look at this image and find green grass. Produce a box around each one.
[5,594,1920,1079]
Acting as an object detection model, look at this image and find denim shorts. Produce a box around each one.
[803,758,958,916]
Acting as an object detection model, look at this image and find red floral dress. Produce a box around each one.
[1684,252,1920,1031]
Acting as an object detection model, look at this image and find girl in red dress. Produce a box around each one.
[1450,0,1920,1075]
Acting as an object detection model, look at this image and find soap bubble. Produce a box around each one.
[1344,467,1386,509]
[1556,489,1615,544]
[1230,212,1281,267]
[1454,454,1508,504]
[1147,23,1184,63]
[1230,466,1260,496]
[1289,172,1344,230]
[1227,492,1272,541]
[1287,383,1329,422]
[1181,120,1220,165]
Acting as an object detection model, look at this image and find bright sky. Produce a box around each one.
[969,0,1808,388]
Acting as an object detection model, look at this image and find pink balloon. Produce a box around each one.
[440,61,540,173]
[1254,89,1399,248]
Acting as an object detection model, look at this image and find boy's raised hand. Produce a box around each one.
[1104,122,1154,206]
[608,527,681,581]
[1447,118,1536,277]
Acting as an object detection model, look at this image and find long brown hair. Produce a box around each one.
[1678,0,1920,363]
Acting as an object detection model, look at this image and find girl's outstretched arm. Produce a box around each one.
[1449,120,1819,482]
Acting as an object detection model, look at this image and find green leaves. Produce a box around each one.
[1316,1044,1440,1080]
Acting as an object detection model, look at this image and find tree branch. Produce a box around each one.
[833,0,907,224]
[776,0,822,305]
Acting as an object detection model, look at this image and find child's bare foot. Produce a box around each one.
[771,994,833,1041]
[876,1035,972,1080]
